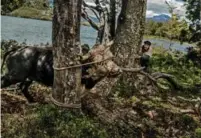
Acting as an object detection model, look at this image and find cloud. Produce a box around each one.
[146,10,160,18]
[85,0,186,18]
[147,0,186,17]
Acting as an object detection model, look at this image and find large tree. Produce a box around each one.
[86,0,148,96]
[52,0,82,108]
[81,0,149,136]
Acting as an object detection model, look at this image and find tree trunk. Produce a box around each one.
[200,0,201,22]
[109,0,116,40]
[111,0,147,67]
[82,0,148,131]
[52,0,82,108]
[89,0,148,97]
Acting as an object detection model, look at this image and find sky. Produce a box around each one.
[85,0,186,18]
[147,0,186,17]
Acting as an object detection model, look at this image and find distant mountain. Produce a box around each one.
[86,14,170,23]
[147,14,170,22]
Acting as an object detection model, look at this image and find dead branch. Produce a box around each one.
[121,67,145,72]
[151,72,182,90]
[151,72,174,79]
[91,8,101,21]
[82,6,99,30]
[83,1,101,11]
[139,71,157,83]
[82,0,114,44]
[180,109,196,114]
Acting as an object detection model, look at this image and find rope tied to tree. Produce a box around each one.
[50,95,82,109]
[53,57,113,70]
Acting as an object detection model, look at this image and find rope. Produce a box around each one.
[50,95,81,109]
[53,57,113,71]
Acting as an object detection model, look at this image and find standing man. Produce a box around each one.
[140,41,152,72]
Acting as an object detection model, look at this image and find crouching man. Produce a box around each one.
[140,41,152,72]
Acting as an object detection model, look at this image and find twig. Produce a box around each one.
[139,71,157,83]
[121,67,145,72]
[82,7,99,30]
[180,109,196,114]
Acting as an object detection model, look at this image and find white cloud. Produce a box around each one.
[85,0,186,18]
[146,10,159,18]
[147,0,186,17]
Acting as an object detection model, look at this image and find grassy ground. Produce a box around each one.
[1,42,201,137]
[9,6,91,26]
[10,6,53,21]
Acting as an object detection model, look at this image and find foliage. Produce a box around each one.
[195,128,201,138]
[184,0,201,46]
[184,0,200,24]
[151,47,201,88]
[2,104,108,138]
[1,0,50,15]
[10,6,53,20]
[1,0,25,14]
[23,0,50,10]
[145,15,191,42]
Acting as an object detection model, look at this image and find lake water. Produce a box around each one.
[1,16,97,46]
[1,16,192,52]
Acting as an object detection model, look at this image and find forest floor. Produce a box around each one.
[1,46,201,138]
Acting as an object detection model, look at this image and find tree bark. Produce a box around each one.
[87,0,148,97]
[52,0,82,108]
[109,0,116,40]
[82,0,149,129]
[111,0,147,67]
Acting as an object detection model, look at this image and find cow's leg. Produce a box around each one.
[1,67,30,88]
[20,80,34,103]
[1,74,21,88]
[1,75,12,88]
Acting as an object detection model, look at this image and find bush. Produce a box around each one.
[2,105,108,138]
[1,0,24,14]
[10,7,52,20]
[195,128,201,138]
[151,47,201,88]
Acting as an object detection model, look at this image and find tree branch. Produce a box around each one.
[121,67,145,72]
[82,7,100,30]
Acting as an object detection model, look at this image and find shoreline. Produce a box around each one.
[2,14,91,26]
[144,35,196,47]
[2,14,52,22]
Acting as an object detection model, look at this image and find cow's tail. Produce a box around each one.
[1,48,18,73]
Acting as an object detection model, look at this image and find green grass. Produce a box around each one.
[195,128,201,138]
[1,40,201,138]
[2,104,108,138]
[10,6,52,20]
[151,47,201,88]
[10,7,93,26]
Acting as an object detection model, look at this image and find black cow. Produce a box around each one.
[1,45,95,102]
